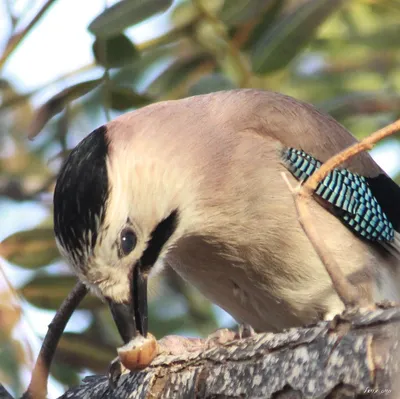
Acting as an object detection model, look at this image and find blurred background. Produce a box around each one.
[0,0,400,397]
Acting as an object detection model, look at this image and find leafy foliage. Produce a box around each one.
[1,228,59,269]
[92,34,139,68]
[0,0,399,395]
[88,0,174,38]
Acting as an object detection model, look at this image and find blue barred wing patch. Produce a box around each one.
[282,148,394,242]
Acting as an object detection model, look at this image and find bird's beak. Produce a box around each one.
[108,300,137,344]
[131,262,148,338]
[110,209,176,341]
[107,262,148,344]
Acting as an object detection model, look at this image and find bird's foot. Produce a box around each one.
[205,323,256,349]
[237,323,256,340]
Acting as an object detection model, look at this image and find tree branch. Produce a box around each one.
[57,305,400,398]
[303,119,400,194]
[0,0,58,71]
[21,282,88,399]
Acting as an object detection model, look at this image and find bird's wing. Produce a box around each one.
[219,89,400,256]
[281,147,395,243]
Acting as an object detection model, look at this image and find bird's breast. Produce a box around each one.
[165,235,335,332]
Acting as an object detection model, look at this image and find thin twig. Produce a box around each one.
[287,118,400,309]
[4,0,18,31]
[102,71,111,122]
[21,282,88,399]
[0,0,58,70]
[283,173,360,307]
[0,23,193,112]
[302,119,400,194]
[0,63,96,112]
[101,0,111,121]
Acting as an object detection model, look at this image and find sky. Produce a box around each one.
[1,0,400,397]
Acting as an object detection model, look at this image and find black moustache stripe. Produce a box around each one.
[139,210,179,270]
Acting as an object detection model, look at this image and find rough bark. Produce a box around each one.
[52,305,400,399]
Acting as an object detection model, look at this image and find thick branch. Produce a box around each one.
[58,305,400,399]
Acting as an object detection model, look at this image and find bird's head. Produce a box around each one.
[53,123,184,343]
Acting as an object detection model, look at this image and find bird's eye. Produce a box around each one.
[120,228,137,256]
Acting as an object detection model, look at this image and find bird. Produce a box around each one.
[53,89,400,345]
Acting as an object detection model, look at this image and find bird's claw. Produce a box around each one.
[237,323,256,339]
[204,324,256,349]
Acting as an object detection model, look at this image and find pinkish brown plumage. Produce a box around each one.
[54,90,400,342]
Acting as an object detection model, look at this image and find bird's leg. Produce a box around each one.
[205,323,256,349]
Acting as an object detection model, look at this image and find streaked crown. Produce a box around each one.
[53,126,109,270]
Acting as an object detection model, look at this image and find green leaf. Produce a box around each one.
[170,0,222,27]
[28,79,101,139]
[88,0,173,38]
[220,0,273,26]
[108,86,151,110]
[0,228,60,269]
[188,73,236,96]
[93,34,139,68]
[251,0,343,74]
[111,45,173,92]
[244,0,285,49]
[20,275,103,310]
